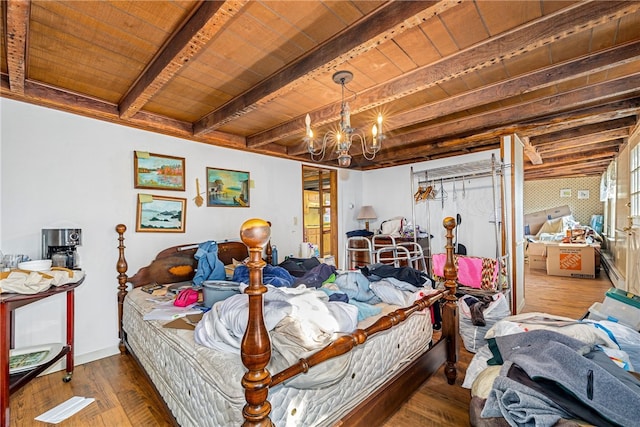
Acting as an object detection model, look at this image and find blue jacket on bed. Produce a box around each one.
[192,241,226,286]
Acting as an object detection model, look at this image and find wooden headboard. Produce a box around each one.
[124,240,249,288]
[114,224,273,289]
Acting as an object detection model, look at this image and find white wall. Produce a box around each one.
[1,98,507,369]
[361,151,502,259]
[0,98,362,366]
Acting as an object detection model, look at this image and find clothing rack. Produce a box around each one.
[410,154,510,291]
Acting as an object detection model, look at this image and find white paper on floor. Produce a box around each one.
[35,396,95,424]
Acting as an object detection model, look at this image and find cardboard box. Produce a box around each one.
[527,241,548,270]
[529,255,547,270]
[546,244,595,278]
[527,241,548,257]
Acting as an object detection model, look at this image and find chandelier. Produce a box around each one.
[304,70,384,167]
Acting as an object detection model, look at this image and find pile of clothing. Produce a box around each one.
[465,313,640,427]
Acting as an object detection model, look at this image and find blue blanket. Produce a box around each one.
[232,264,295,287]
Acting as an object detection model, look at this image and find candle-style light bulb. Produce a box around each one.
[377,113,383,127]
[305,113,311,133]
[307,129,314,149]
[372,125,378,148]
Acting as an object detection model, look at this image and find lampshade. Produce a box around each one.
[357,205,377,231]
[357,205,377,220]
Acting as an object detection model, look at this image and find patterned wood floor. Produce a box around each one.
[9,265,613,426]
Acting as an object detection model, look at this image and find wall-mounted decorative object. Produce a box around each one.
[206,167,250,207]
[560,188,572,198]
[577,190,590,199]
[136,194,186,232]
[134,151,185,191]
[194,178,204,207]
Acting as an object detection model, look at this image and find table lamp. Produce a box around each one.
[357,205,377,231]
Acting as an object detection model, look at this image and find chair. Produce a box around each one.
[344,236,374,270]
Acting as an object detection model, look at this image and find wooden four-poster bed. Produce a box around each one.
[115,217,459,426]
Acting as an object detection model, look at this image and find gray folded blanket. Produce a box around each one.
[481,365,572,427]
[486,330,640,427]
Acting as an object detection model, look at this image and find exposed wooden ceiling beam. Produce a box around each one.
[386,41,640,130]
[251,0,640,149]
[517,100,640,137]
[335,99,639,170]
[536,131,630,156]
[526,150,618,172]
[119,0,248,119]
[530,116,634,148]
[193,0,458,135]
[526,165,613,178]
[525,159,613,180]
[0,75,246,149]
[523,137,543,165]
[542,140,623,163]
[4,0,30,94]
[329,74,640,164]
[326,98,639,167]
[345,131,500,165]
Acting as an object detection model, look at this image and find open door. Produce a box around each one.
[302,166,338,263]
[625,138,640,294]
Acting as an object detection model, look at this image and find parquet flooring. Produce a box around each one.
[9,265,613,426]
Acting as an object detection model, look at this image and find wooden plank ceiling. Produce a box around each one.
[2,0,640,180]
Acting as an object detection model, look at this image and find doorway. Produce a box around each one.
[302,165,338,263]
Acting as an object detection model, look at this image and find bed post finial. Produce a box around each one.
[239,218,274,426]
[442,217,459,385]
[116,224,129,354]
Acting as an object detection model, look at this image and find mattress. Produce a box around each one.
[123,287,433,426]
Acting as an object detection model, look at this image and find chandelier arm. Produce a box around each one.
[308,132,341,161]
[307,136,325,159]
[366,134,384,156]
[349,133,379,160]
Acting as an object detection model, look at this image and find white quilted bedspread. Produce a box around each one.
[123,287,433,426]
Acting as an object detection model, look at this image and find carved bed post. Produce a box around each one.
[239,219,274,426]
[116,224,129,354]
[442,217,459,385]
[265,221,273,266]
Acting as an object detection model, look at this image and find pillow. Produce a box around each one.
[535,217,563,238]
[380,216,404,236]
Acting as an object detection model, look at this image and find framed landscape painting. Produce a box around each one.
[206,167,250,207]
[136,194,186,232]
[134,151,185,191]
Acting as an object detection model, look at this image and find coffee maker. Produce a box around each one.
[42,228,82,269]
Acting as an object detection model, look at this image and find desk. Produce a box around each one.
[1,278,84,427]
